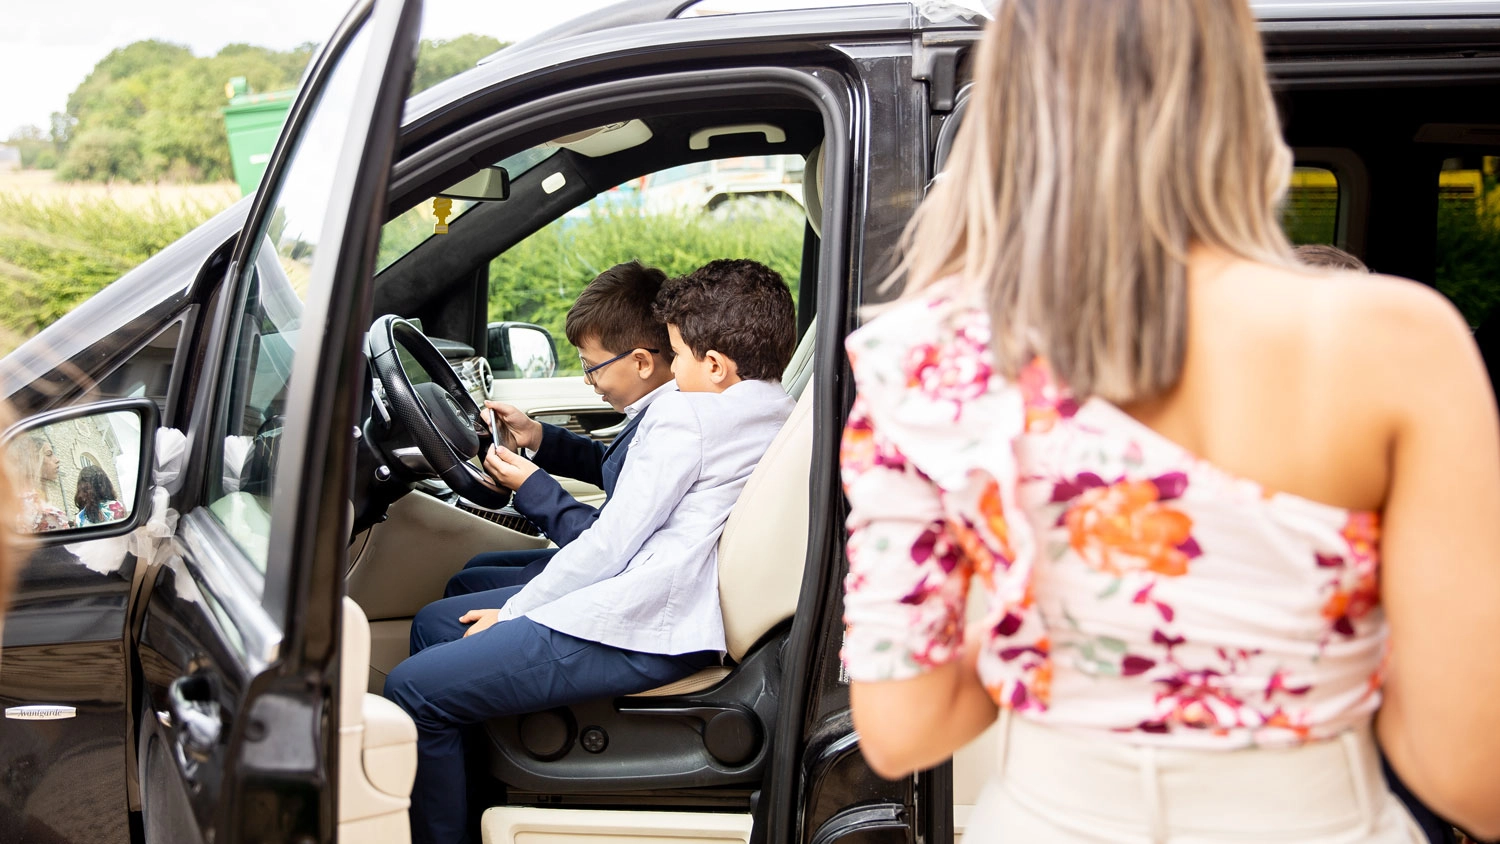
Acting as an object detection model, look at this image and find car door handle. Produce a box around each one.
[167,675,221,761]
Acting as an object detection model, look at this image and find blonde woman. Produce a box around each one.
[840,1,1500,841]
[5,435,68,534]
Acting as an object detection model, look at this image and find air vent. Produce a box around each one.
[456,501,543,537]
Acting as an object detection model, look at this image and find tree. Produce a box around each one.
[50,34,509,183]
[411,35,508,95]
[55,40,310,183]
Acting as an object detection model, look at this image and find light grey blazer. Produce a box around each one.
[500,378,796,654]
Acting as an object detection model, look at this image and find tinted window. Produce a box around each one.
[489,155,807,375]
[1282,166,1339,246]
[207,23,373,579]
[1435,155,1500,327]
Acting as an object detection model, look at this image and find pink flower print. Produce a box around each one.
[1152,669,1247,734]
[903,333,992,410]
[840,404,906,479]
[1263,669,1313,702]
[989,636,1052,712]
[1018,358,1080,433]
[910,524,963,574]
[1132,582,1176,622]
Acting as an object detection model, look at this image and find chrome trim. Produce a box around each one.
[6,705,77,721]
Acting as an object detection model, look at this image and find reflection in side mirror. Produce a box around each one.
[486,322,558,380]
[438,166,511,202]
[2,400,156,540]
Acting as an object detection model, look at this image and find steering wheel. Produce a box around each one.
[366,314,512,509]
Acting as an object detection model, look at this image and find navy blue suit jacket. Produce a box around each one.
[510,408,647,547]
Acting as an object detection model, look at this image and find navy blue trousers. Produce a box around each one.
[444,547,557,597]
[387,573,716,844]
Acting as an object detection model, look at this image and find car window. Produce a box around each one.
[489,153,808,373]
[205,23,374,581]
[1434,155,1500,327]
[1282,166,1339,246]
[79,320,182,416]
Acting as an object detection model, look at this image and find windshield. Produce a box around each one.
[375,146,559,272]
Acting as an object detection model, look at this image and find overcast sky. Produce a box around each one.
[0,0,623,137]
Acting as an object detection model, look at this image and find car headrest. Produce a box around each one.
[803,143,824,239]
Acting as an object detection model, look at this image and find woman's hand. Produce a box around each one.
[483,401,543,452]
[460,608,503,637]
[483,445,540,490]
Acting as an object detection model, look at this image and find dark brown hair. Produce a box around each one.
[654,259,797,382]
[1293,243,1368,272]
[565,261,673,360]
[74,464,117,524]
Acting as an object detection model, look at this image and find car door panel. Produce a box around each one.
[133,0,424,840]
[0,544,135,842]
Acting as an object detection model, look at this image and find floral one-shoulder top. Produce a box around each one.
[840,290,1387,748]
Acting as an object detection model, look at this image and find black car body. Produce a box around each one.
[3,1,1500,842]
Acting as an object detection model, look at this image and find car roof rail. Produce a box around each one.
[481,1,697,63]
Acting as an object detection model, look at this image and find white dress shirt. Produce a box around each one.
[500,378,796,655]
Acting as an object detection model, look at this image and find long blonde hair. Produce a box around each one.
[899,0,1295,403]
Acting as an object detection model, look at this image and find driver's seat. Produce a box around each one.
[481,376,815,793]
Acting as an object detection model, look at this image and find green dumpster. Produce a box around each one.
[221,77,295,197]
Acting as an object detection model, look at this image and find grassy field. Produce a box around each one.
[0,171,239,356]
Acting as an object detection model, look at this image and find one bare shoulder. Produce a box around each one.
[1314,273,1480,395]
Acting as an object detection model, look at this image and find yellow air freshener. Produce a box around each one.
[433,197,453,234]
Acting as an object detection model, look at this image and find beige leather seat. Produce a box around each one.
[630,375,813,697]
[338,597,419,841]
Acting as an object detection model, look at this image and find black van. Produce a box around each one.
[3,1,1499,841]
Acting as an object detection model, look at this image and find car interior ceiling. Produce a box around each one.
[373,105,826,346]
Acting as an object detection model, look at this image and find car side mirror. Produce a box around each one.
[486,322,558,380]
[2,398,158,545]
[438,166,511,202]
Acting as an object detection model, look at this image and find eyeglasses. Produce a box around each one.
[580,348,660,385]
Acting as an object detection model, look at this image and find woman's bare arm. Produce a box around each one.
[1363,281,1500,839]
[851,627,999,779]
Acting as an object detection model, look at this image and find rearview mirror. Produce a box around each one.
[2,399,157,544]
[486,322,558,380]
[439,166,511,201]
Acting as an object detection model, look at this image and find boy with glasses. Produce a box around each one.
[446,261,678,595]
[386,258,798,844]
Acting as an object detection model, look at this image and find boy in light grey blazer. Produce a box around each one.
[386,259,799,844]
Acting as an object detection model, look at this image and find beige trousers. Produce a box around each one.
[963,711,1426,843]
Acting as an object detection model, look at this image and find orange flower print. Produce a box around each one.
[951,520,998,590]
[1319,511,1382,638]
[840,411,876,477]
[1058,472,1201,578]
[1262,708,1313,740]
[1031,658,1054,706]
[840,401,906,481]
[1342,511,1380,563]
